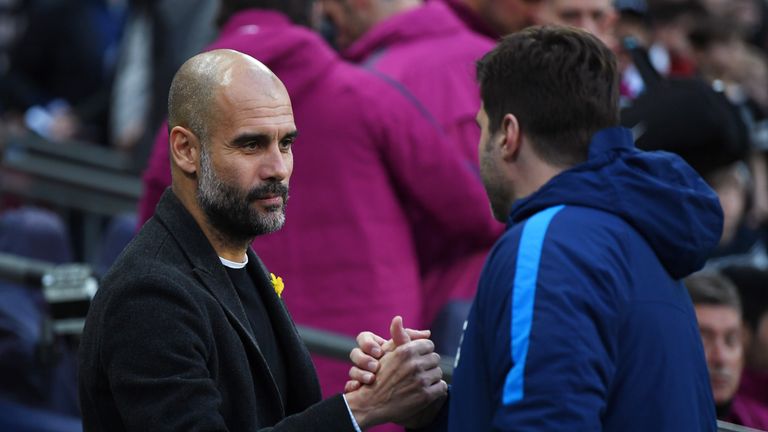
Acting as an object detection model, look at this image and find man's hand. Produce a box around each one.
[344,316,448,429]
[345,317,431,392]
[346,317,448,428]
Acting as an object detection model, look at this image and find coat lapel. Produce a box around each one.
[247,251,324,412]
[153,189,286,415]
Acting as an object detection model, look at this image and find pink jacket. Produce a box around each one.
[343,1,503,323]
[138,9,498,404]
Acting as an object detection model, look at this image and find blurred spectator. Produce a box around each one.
[722,266,768,409]
[438,0,545,39]
[699,0,764,45]
[538,0,618,49]
[1,0,127,144]
[318,0,502,325]
[0,0,26,89]
[139,3,497,429]
[645,1,705,78]
[110,0,217,170]
[689,16,750,92]
[686,271,768,429]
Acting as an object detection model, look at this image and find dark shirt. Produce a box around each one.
[224,265,288,407]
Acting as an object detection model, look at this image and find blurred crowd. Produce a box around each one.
[2,0,768,430]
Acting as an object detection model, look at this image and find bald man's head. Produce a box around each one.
[167,49,283,145]
[166,49,295,253]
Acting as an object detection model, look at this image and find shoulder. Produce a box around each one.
[93,220,204,319]
[481,206,635,299]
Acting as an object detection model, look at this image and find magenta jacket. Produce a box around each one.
[138,9,498,403]
[722,392,768,431]
[343,1,503,322]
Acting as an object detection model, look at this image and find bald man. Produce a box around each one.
[78,49,446,432]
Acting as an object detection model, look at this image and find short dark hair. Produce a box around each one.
[218,0,311,27]
[476,26,619,167]
[684,271,742,313]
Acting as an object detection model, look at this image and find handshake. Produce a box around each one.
[343,316,449,430]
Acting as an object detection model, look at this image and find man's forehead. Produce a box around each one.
[696,304,742,325]
[550,0,612,9]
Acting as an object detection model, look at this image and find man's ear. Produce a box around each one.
[500,113,521,161]
[169,126,200,175]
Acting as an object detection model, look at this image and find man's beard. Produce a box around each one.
[197,147,289,246]
[479,136,512,222]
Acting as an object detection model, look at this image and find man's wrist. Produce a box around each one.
[342,393,364,432]
[344,390,376,429]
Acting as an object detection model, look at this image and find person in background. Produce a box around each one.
[109,0,218,169]
[537,0,617,49]
[1,0,126,144]
[317,0,503,328]
[685,271,768,430]
[721,266,768,411]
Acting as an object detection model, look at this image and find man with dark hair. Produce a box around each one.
[80,49,447,431]
[685,271,768,429]
[348,26,722,430]
[137,1,498,427]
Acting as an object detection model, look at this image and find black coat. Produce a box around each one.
[79,190,355,431]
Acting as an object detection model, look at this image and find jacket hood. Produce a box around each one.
[509,127,723,279]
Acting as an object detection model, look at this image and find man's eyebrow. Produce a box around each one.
[230,129,299,147]
[283,130,299,141]
[231,133,271,147]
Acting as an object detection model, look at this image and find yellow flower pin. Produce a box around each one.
[270,273,284,298]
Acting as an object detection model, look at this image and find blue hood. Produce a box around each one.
[509,127,723,279]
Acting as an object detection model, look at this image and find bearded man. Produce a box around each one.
[78,49,446,431]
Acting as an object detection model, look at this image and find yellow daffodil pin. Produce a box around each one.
[270,273,284,298]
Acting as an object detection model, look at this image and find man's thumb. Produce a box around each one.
[390,316,411,346]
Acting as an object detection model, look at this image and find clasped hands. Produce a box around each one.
[343,316,448,429]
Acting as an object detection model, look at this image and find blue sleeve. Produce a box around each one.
[479,207,622,430]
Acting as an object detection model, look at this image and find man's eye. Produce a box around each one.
[280,138,294,150]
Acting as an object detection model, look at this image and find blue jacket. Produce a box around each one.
[445,128,721,431]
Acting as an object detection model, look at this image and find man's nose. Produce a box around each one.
[709,339,728,366]
[260,145,291,181]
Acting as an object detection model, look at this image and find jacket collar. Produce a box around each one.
[343,2,467,63]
